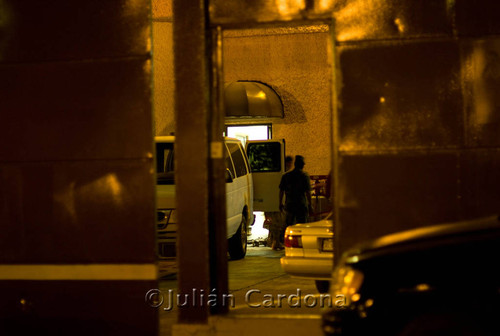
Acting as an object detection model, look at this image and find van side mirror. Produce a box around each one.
[226,168,234,183]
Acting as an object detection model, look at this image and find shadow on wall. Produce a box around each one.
[272,86,307,124]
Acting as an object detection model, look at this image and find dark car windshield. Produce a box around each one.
[156,142,175,185]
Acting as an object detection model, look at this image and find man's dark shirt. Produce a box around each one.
[279,168,311,212]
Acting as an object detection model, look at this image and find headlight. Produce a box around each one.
[157,209,174,230]
[157,211,167,222]
[331,265,364,305]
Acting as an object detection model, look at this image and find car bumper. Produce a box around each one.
[280,256,333,279]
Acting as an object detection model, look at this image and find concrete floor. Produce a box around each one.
[158,246,328,335]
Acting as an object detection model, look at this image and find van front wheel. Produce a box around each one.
[228,215,248,260]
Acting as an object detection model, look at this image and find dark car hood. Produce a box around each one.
[338,215,500,297]
[343,215,500,263]
[328,216,500,335]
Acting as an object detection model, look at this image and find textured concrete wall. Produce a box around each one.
[151,0,333,175]
[152,0,175,136]
[223,28,333,176]
[153,0,500,256]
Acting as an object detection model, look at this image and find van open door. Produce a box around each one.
[246,139,285,212]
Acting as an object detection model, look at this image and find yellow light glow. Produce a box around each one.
[351,293,361,302]
[249,91,267,99]
[276,0,305,16]
[256,91,266,99]
[0,264,157,280]
[319,0,334,11]
[335,0,384,42]
[416,283,431,292]
[106,174,123,200]
[78,173,124,206]
[380,97,386,103]
[334,2,358,21]
[375,227,443,247]
[344,270,354,284]
[394,18,405,33]
[337,28,367,42]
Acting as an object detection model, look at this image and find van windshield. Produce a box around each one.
[156,142,175,185]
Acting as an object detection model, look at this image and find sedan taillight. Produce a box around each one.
[284,235,302,248]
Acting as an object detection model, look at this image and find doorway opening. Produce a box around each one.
[226,124,272,244]
[226,124,271,144]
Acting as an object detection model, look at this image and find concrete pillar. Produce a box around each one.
[173,0,212,324]
[0,1,157,334]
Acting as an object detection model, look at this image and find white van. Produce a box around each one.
[155,136,254,260]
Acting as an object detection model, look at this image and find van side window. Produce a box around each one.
[226,143,248,177]
[156,143,175,173]
[225,144,236,179]
[156,142,175,185]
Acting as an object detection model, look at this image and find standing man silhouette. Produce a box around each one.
[279,155,313,239]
